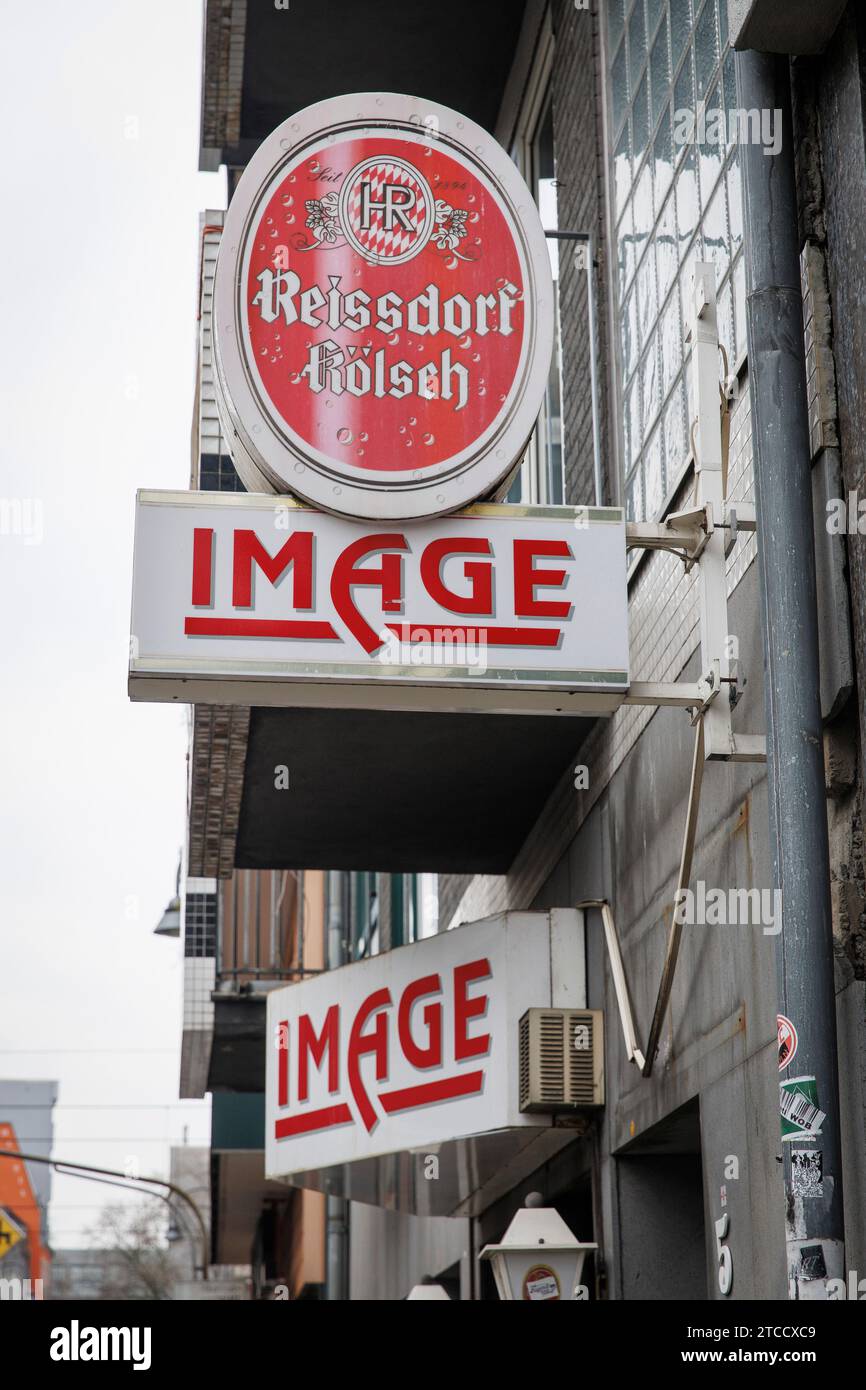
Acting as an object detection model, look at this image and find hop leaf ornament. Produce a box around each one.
[432,199,469,251]
[305,191,341,244]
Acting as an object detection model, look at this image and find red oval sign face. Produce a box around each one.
[245,136,526,476]
[214,95,553,519]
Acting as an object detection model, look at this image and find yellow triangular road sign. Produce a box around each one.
[0,1208,25,1260]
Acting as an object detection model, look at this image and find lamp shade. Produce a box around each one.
[154,896,181,937]
[479,1207,597,1301]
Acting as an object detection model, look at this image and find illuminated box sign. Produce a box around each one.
[265,910,584,1178]
[128,492,629,714]
[212,92,554,519]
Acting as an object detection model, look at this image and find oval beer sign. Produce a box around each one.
[213,93,554,519]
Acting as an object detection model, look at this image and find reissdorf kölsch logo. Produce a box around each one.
[213,93,553,520]
[338,156,436,263]
[250,142,522,425]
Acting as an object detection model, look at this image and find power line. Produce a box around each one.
[0,1048,178,1054]
[1,1103,208,1109]
[9,1137,210,1144]
[2,1149,210,1276]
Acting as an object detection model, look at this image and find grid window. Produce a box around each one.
[199,452,244,492]
[184,892,217,959]
[606,0,746,521]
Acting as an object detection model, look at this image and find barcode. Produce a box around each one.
[781,1090,824,1131]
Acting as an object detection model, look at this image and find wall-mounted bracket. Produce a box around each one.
[577,710,709,1079]
[626,502,713,570]
[575,899,646,1072]
[594,267,768,1081]
[625,663,721,715]
[623,265,765,766]
[722,500,756,558]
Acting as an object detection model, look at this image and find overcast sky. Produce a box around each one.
[0,0,225,1246]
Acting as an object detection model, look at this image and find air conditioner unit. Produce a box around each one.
[518,1008,604,1113]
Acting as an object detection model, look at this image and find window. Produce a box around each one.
[390,874,408,947]
[184,889,217,958]
[417,873,439,939]
[509,15,565,506]
[351,872,378,959]
[530,96,565,506]
[388,872,439,945]
[606,0,745,521]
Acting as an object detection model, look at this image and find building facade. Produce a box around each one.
[0,1081,56,1295]
[174,0,866,1299]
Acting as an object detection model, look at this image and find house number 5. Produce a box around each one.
[715,1213,733,1296]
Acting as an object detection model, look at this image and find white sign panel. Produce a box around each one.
[264,911,583,1179]
[128,492,628,715]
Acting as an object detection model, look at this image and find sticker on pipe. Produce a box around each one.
[213,93,554,519]
[777,1013,798,1071]
[780,1075,825,1141]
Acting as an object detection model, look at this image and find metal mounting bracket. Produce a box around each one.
[587,267,769,1082]
[626,502,714,570]
[622,265,766,766]
[575,710,707,1079]
[574,899,646,1071]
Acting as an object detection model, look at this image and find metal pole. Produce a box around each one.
[586,232,604,509]
[297,868,306,978]
[575,900,646,1070]
[325,869,349,1301]
[643,713,705,1075]
[0,1148,210,1280]
[57,1167,199,1285]
[736,48,845,1298]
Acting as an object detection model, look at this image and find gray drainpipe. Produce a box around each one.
[325,869,349,1300]
[736,49,845,1296]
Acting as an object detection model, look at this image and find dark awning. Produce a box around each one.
[235,706,590,874]
[201,0,529,168]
